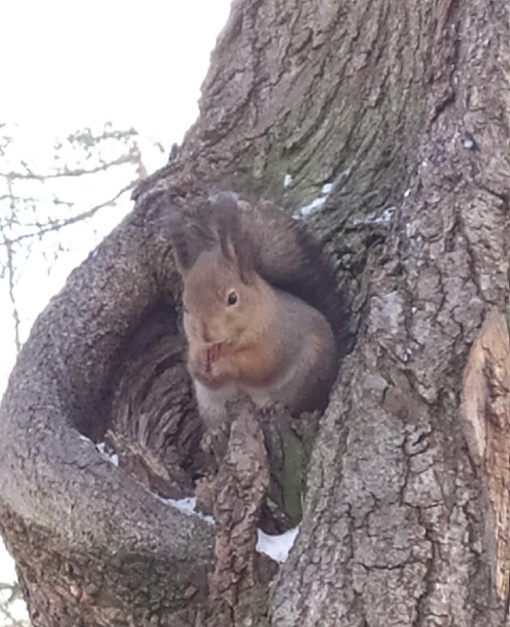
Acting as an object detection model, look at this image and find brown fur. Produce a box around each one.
[169,193,340,434]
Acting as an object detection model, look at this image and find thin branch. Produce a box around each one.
[0,181,135,247]
[0,597,27,627]
[0,581,22,602]
[1,151,142,182]
[3,179,22,354]
[0,195,73,208]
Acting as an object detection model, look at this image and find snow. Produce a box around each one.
[463,135,475,150]
[352,206,396,226]
[368,206,396,224]
[160,496,215,524]
[379,206,396,222]
[88,463,298,565]
[340,165,353,179]
[284,173,293,188]
[299,196,326,217]
[296,180,334,217]
[256,527,299,563]
[160,496,299,564]
[95,442,119,467]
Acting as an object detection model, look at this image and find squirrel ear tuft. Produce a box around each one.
[208,193,239,260]
[208,193,254,284]
[167,208,194,275]
[232,235,255,284]
[167,200,218,276]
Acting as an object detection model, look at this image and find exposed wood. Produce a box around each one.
[462,309,510,606]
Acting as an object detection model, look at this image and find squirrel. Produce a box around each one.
[168,192,340,449]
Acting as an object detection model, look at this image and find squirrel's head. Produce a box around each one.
[181,247,270,350]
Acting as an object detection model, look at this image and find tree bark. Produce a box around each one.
[0,0,508,625]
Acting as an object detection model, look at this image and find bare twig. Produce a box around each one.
[0,181,135,248]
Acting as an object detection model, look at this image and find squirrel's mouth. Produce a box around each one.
[206,342,227,369]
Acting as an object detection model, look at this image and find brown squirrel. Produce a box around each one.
[169,192,340,439]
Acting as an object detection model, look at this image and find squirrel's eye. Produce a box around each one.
[227,290,238,306]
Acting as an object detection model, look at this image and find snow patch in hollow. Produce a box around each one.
[159,496,214,524]
[96,441,119,466]
[256,527,299,563]
[158,495,298,563]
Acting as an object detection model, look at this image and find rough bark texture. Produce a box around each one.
[208,398,273,627]
[0,0,508,625]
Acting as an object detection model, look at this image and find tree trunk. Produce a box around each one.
[0,0,508,625]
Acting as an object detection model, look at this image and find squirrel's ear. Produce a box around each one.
[229,236,255,284]
[208,193,254,284]
[167,209,194,276]
[208,193,239,259]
